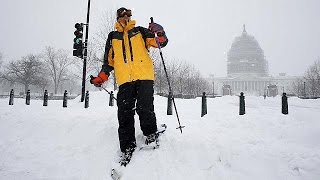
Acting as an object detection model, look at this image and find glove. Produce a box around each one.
[149,22,168,47]
[148,22,164,34]
[90,71,108,87]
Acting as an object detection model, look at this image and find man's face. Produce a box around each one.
[118,15,131,24]
[117,9,132,24]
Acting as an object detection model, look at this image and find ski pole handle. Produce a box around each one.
[91,74,117,100]
[149,17,162,48]
[90,75,102,87]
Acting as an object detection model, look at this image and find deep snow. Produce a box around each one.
[1,91,320,180]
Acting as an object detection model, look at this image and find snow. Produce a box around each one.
[1,91,320,180]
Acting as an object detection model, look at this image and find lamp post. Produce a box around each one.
[80,0,91,102]
[74,0,91,102]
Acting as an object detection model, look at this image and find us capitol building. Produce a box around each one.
[214,25,299,96]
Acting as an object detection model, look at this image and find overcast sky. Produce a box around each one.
[0,0,319,77]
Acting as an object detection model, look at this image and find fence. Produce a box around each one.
[5,89,291,116]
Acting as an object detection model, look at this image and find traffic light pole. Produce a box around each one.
[81,0,91,102]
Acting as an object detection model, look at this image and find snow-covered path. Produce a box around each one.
[1,92,319,180]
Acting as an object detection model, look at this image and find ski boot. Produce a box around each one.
[141,132,159,150]
[119,146,136,167]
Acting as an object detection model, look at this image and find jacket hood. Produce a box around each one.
[115,20,136,32]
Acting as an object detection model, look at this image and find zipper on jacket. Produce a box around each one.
[122,40,127,63]
[128,38,133,61]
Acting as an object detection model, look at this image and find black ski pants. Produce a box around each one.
[117,80,157,152]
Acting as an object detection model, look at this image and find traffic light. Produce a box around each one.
[73,23,84,58]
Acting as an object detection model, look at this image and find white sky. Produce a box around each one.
[0,0,319,77]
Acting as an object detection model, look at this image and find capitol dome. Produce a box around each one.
[227,25,268,77]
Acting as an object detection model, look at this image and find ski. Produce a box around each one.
[111,168,121,180]
[110,124,167,180]
[157,123,167,134]
[139,124,167,150]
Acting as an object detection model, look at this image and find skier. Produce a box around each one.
[90,7,168,166]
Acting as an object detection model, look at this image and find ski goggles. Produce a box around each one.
[117,8,132,18]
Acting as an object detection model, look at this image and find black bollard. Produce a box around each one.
[85,91,89,108]
[26,90,31,105]
[282,93,288,115]
[43,90,48,106]
[63,90,68,108]
[109,91,114,106]
[201,92,207,117]
[239,92,245,115]
[9,89,14,105]
[167,92,173,115]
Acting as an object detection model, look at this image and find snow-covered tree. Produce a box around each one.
[304,58,320,97]
[41,46,73,94]
[2,54,45,93]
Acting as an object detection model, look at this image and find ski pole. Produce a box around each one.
[90,75,117,101]
[150,17,185,133]
[101,86,117,101]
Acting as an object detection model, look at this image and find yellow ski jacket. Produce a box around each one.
[102,20,168,86]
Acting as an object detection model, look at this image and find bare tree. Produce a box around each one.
[303,58,320,97]
[153,56,210,96]
[0,52,4,86]
[289,78,303,96]
[93,10,116,51]
[0,52,3,68]
[2,54,45,93]
[152,49,167,94]
[42,46,73,94]
[0,52,3,78]
[168,59,182,93]
[177,61,190,94]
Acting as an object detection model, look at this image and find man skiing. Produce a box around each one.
[90,7,168,166]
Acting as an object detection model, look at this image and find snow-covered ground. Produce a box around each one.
[1,91,320,180]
